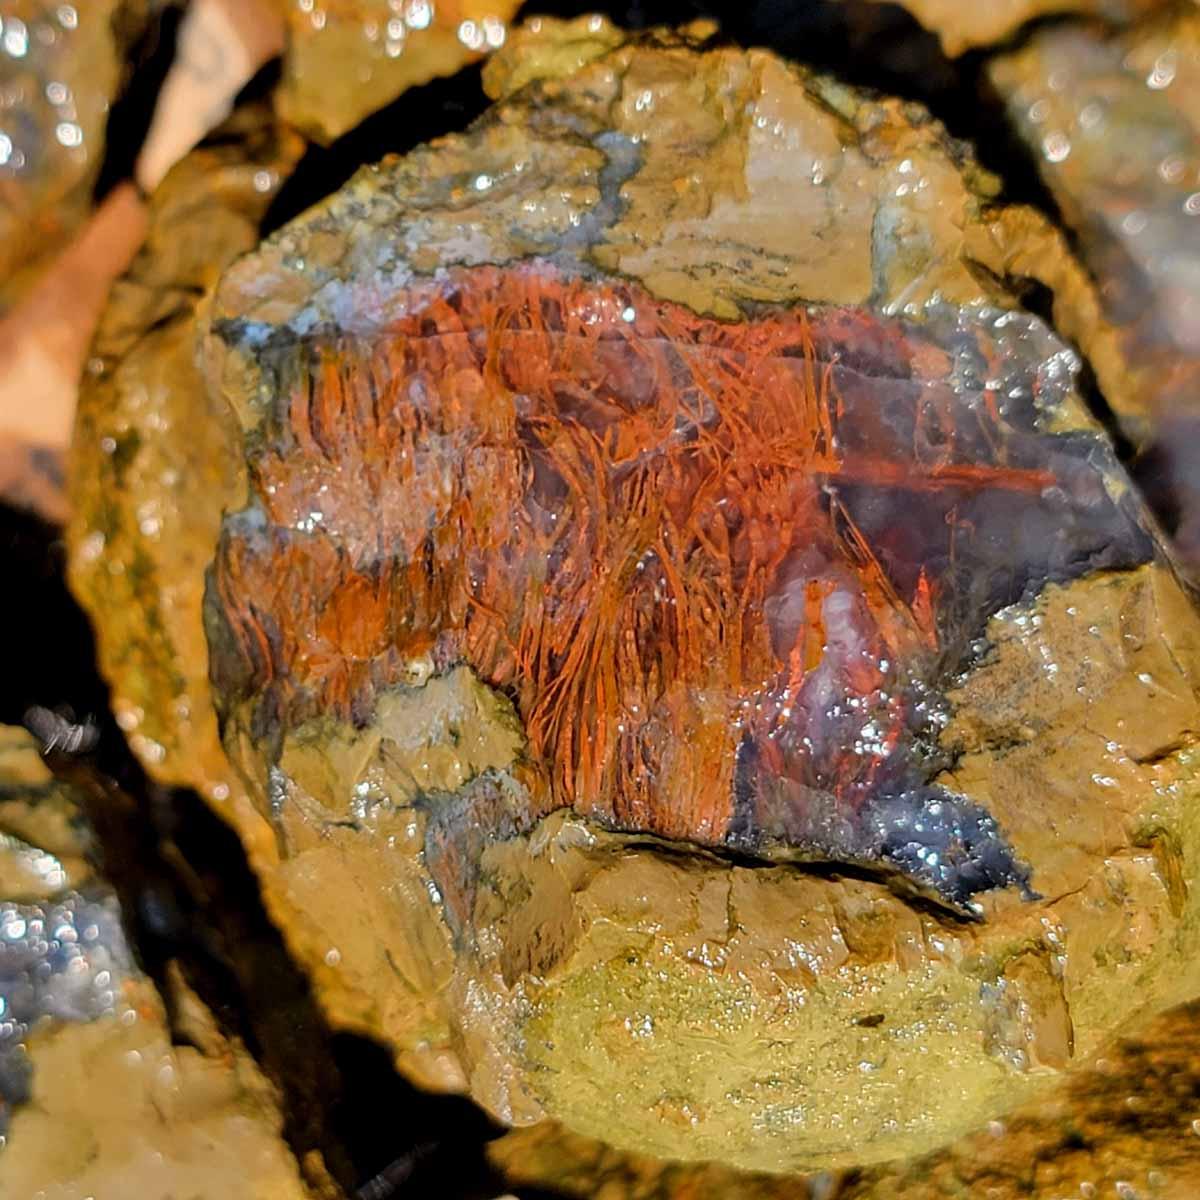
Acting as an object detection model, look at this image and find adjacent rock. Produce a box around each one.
[844,997,1200,1200]
[0,726,310,1198]
[169,19,1200,1173]
[863,0,1168,57]
[991,10,1200,562]
[0,1,155,308]
[67,102,304,869]
[275,0,521,143]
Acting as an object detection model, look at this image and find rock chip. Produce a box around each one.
[0,726,310,1199]
[196,19,1200,1172]
[991,10,1200,562]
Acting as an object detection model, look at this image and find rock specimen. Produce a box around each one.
[0,726,310,1198]
[201,17,1200,1169]
[991,10,1200,563]
[0,1,156,308]
[274,0,521,143]
[70,15,1200,1176]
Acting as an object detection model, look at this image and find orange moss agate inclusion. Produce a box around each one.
[212,263,1144,903]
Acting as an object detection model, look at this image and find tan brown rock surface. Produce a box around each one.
[0,726,311,1199]
[275,0,522,143]
[844,999,1200,1200]
[68,15,1200,1177]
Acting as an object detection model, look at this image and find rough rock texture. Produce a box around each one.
[67,103,304,872]
[991,10,1200,563]
[862,0,1168,57]
[156,18,1200,1173]
[0,726,310,1198]
[845,998,1200,1200]
[0,1,154,308]
[275,0,522,143]
[489,998,1200,1199]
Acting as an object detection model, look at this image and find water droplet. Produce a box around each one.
[482,16,506,48]
[1160,156,1186,185]
[405,0,433,31]
[55,121,83,148]
[457,19,484,50]
[1042,132,1071,163]
[1122,211,1148,236]
[1147,53,1176,90]
[3,18,29,58]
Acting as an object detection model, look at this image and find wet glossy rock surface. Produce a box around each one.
[165,20,1200,1173]
[211,263,1150,910]
[991,10,1200,562]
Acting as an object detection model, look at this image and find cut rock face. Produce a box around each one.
[489,998,1200,1199]
[991,10,1200,563]
[69,17,1200,1176]
[210,263,1150,910]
